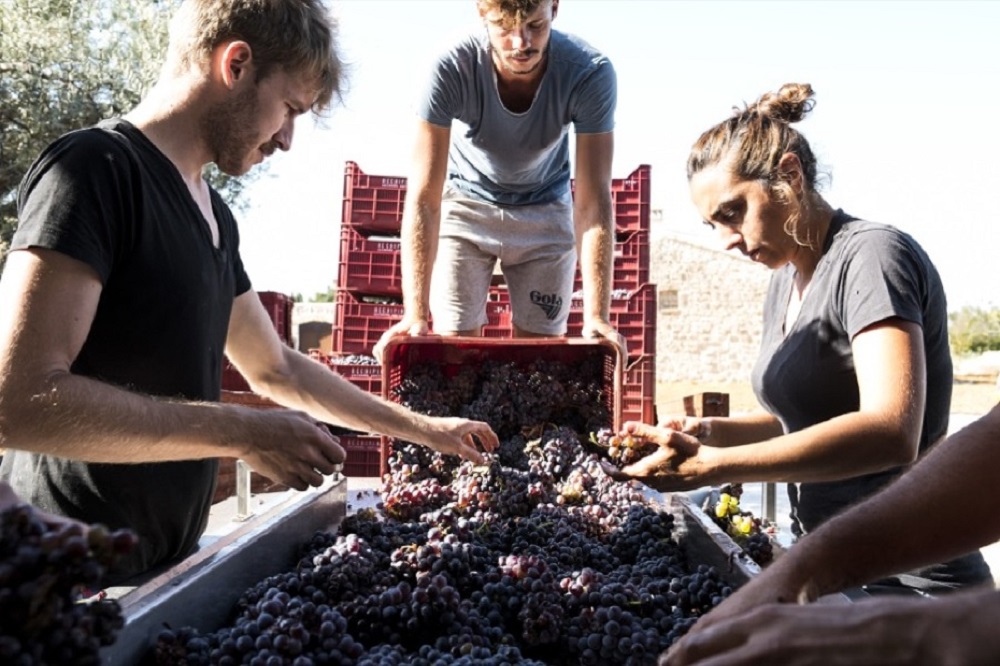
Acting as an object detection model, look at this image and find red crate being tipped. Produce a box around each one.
[341,161,651,236]
[568,283,656,358]
[332,292,512,355]
[378,337,623,477]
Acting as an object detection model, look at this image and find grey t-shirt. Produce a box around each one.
[752,210,952,535]
[418,29,616,206]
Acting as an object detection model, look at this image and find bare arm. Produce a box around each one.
[783,400,1000,597]
[615,319,925,490]
[373,119,450,361]
[225,291,498,462]
[572,131,622,349]
[654,412,785,448]
[0,249,343,490]
[661,401,1000,662]
[662,586,1000,666]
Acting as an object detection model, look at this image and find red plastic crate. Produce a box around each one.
[337,226,403,296]
[258,291,294,344]
[312,350,384,395]
[341,161,408,235]
[222,292,294,391]
[379,337,623,477]
[621,354,656,425]
[571,164,651,234]
[332,292,405,355]
[567,283,656,358]
[337,223,651,307]
[610,164,651,235]
[222,359,251,392]
[342,161,650,235]
[332,292,512,355]
[572,229,650,293]
[339,432,383,477]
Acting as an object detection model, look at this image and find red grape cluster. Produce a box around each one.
[0,506,137,664]
[590,427,659,468]
[151,357,740,665]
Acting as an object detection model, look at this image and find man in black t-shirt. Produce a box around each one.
[0,0,497,585]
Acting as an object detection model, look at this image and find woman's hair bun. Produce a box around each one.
[748,83,816,124]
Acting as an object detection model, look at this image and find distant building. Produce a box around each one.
[651,228,770,385]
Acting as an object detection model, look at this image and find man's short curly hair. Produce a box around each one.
[169,0,344,113]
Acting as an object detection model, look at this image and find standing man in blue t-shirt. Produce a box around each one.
[374,0,624,360]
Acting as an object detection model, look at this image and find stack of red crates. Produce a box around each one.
[329,161,657,474]
[221,291,294,392]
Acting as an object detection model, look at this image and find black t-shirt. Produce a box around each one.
[0,119,252,582]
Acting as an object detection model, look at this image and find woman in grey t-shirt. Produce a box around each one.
[610,82,991,593]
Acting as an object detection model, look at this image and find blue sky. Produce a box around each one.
[238,0,999,310]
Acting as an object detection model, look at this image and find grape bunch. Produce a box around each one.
[151,356,743,665]
[588,427,658,468]
[0,506,137,664]
[706,483,775,566]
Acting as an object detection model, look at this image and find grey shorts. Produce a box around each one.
[430,184,576,335]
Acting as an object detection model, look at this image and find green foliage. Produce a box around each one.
[950,306,1000,354]
[0,0,254,268]
[311,285,337,303]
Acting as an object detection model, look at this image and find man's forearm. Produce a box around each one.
[0,371,251,463]
[575,205,613,320]
[257,349,437,445]
[400,198,439,319]
[788,403,1000,596]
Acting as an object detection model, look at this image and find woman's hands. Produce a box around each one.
[603,421,722,492]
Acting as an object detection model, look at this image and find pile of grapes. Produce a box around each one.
[589,428,659,468]
[0,505,137,664]
[705,484,774,567]
[151,356,740,665]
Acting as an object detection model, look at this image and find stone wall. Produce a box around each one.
[651,233,770,383]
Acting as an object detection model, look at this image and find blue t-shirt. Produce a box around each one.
[418,29,616,206]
